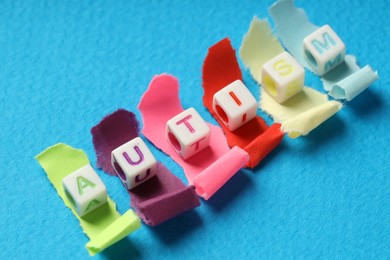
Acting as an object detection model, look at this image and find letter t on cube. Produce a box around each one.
[166,107,211,160]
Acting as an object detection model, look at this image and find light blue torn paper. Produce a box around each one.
[269,0,379,101]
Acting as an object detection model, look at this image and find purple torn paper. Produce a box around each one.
[91,109,200,226]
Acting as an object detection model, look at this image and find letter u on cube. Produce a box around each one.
[111,137,157,190]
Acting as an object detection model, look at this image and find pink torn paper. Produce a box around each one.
[91,109,200,226]
[138,74,249,200]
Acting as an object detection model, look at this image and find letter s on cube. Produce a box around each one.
[262,52,305,103]
[62,164,108,217]
[166,107,211,160]
[213,80,257,131]
[111,137,157,190]
[303,24,346,75]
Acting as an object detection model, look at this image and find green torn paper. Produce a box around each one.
[240,18,342,138]
[35,143,141,255]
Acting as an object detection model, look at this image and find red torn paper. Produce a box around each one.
[91,109,200,226]
[138,74,249,200]
[202,38,284,168]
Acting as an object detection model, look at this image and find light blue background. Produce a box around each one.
[1,0,389,259]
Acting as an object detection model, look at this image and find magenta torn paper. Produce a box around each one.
[91,109,200,226]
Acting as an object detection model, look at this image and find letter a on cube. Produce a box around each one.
[262,52,305,103]
[166,107,211,160]
[62,164,108,217]
[303,25,346,75]
[111,137,157,190]
[213,80,257,131]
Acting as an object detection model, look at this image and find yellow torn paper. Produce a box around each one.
[240,17,284,82]
[35,143,141,255]
[260,88,342,138]
[240,17,342,138]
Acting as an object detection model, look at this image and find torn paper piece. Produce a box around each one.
[192,146,250,199]
[91,109,200,225]
[269,0,378,100]
[239,18,343,137]
[202,38,284,168]
[85,210,140,255]
[260,87,342,138]
[91,109,139,175]
[240,17,284,83]
[324,60,379,101]
[35,143,141,256]
[138,74,249,199]
[130,163,200,225]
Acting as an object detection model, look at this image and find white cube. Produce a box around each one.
[212,80,257,131]
[261,52,305,104]
[303,25,346,75]
[166,107,211,160]
[62,164,108,217]
[111,137,157,190]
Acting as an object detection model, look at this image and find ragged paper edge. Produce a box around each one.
[131,182,200,226]
[91,109,200,226]
[202,38,243,111]
[193,146,249,200]
[138,74,249,198]
[327,65,379,101]
[129,163,200,226]
[35,143,140,255]
[269,0,378,100]
[281,101,342,138]
[239,17,284,83]
[202,38,284,167]
[244,123,283,167]
[260,88,342,138]
[91,109,140,175]
[86,210,141,255]
[238,11,343,137]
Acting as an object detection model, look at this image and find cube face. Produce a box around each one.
[111,137,157,190]
[212,80,257,131]
[166,107,211,160]
[261,52,305,103]
[303,25,346,75]
[62,164,108,217]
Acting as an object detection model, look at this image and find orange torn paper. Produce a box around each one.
[138,74,249,200]
[202,38,284,167]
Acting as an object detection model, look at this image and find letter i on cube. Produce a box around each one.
[62,164,108,217]
[166,107,211,160]
[262,52,305,104]
[111,137,157,190]
[303,25,346,75]
[213,80,257,131]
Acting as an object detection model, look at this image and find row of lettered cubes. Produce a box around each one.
[64,24,346,217]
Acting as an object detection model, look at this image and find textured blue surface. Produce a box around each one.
[1,0,389,259]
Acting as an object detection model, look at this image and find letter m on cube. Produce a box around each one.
[303,25,346,75]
